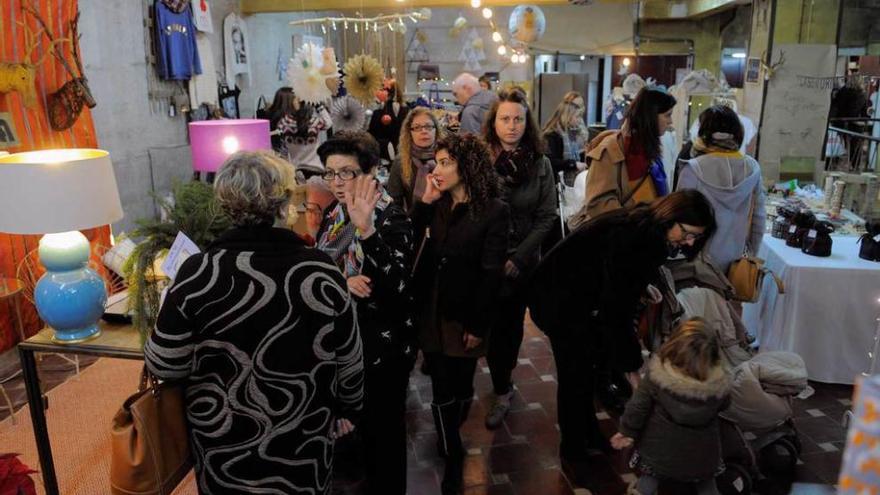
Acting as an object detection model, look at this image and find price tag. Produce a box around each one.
[807,229,817,238]
[789,225,797,233]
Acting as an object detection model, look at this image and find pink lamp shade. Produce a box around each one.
[189,119,271,173]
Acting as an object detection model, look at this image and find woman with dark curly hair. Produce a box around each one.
[411,133,510,494]
[481,87,558,430]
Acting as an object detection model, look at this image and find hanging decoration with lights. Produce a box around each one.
[343,54,385,106]
[288,9,431,35]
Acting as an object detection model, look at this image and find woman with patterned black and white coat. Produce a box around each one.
[145,151,364,495]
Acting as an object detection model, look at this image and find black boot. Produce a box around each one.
[458,398,473,427]
[431,400,464,495]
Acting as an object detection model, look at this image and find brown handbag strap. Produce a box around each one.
[742,193,756,257]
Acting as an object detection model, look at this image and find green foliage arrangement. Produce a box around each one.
[123,180,231,343]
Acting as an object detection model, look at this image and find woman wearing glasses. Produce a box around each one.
[481,87,558,430]
[528,190,716,493]
[542,91,589,186]
[315,131,415,495]
[412,134,510,494]
[387,107,443,212]
[675,104,765,273]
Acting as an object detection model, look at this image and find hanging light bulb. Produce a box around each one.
[471,0,481,8]
[492,31,502,43]
[482,8,493,19]
[497,45,507,56]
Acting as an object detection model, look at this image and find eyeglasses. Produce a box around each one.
[410,124,436,132]
[677,222,705,242]
[322,169,360,181]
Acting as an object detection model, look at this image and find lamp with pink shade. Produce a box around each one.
[189,119,272,173]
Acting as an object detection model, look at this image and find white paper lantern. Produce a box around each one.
[508,5,546,43]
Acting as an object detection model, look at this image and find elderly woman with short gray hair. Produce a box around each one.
[145,150,364,495]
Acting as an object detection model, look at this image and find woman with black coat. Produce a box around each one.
[315,131,415,495]
[482,87,559,430]
[528,190,716,492]
[411,133,510,494]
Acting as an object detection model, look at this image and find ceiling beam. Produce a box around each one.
[640,0,749,20]
[242,0,569,14]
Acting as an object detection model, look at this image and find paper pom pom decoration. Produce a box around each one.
[330,96,367,132]
[508,5,546,43]
[288,43,339,104]
[343,54,385,106]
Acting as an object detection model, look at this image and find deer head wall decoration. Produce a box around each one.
[22,5,97,130]
[0,17,67,108]
[761,50,786,81]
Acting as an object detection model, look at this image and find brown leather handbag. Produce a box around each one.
[727,198,784,302]
[110,367,192,495]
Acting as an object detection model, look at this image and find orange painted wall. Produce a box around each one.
[0,0,111,352]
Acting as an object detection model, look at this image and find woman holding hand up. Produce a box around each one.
[316,131,415,495]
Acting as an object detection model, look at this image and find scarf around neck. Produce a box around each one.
[317,188,393,277]
[494,145,535,185]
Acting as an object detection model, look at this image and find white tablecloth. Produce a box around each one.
[743,234,880,384]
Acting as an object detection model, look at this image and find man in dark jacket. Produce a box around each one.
[453,72,498,135]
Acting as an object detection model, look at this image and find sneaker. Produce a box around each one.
[484,391,513,430]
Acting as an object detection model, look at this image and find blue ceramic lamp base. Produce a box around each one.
[34,231,107,344]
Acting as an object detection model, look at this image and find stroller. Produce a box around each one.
[651,255,808,494]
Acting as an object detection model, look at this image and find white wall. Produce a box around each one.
[79,0,240,233]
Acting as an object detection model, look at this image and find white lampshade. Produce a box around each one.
[0,149,124,235]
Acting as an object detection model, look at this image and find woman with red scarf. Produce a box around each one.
[579,88,677,224]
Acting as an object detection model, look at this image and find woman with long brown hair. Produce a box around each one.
[387,107,443,211]
[579,88,677,223]
[481,87,558,430]
[411,134,510,494]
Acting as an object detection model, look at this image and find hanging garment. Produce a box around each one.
[188,33,218,106]
[224,13,251,87]
[155,1,201,81]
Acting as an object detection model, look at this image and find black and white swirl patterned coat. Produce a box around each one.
[145,226,364,495]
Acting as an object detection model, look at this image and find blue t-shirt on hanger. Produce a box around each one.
[155,1,201,80]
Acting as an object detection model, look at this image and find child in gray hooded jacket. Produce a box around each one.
[611,318,732,495]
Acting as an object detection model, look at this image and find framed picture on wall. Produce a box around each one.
[746,57,762,83]
[0,113,20,149]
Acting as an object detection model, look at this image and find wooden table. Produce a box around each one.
[18,320,142,495]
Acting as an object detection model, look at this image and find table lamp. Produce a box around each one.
[0,149,124,343]
[189,119,271,173]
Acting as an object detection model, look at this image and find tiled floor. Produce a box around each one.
[0,319,850,495]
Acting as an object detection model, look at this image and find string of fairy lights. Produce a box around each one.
[469,0,529,64]
[288,2,529,65]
